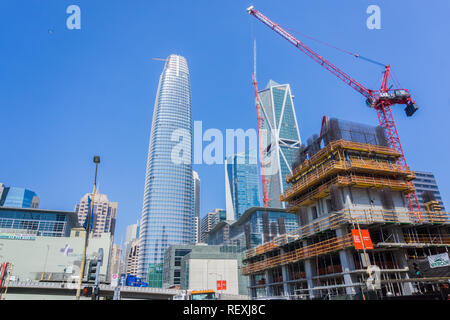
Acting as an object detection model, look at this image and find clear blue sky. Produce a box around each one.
[1,1,449,245]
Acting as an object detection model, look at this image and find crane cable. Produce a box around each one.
[283,26,386,68]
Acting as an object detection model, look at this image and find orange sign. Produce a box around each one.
[352,229,373,250]
[217,280,226,291]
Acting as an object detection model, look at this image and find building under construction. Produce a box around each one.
[242,118,450,299]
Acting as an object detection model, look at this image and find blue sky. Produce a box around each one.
[1,1,449,245]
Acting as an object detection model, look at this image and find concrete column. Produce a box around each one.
[301,239,317,298]
[303,258,316,299]
[264,270,270,297]
[336,227,359,295]
[392,228,415,295]
[279,248,290,297]
[281,265,290,297]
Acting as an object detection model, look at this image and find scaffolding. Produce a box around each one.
[244,209,450,260]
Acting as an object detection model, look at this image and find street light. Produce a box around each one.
[75,155,100,300]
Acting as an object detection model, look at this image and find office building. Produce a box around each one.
[138,54,194,286]
[413,171,446,211]
[0,183,39,208]
[0,207,78,238]
[225,151,260,220]
[124,222,139,274]
[242,118,450,299]
[193,171,201,243]
[109,244,122,280]
[74,192,117,238]
[0,230,112,284]
[206,207,299,250]
[126,238,140,276]
[200,209,226,243]
[258,80,301,208]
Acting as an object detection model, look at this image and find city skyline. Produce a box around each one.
[1,1,449,247]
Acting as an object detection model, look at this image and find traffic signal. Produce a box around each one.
[87,259,98,282]
[412,262,422,278]
[82,286,93,297]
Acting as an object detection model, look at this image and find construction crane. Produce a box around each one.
[247,6,421,213]
[252,40,271,207]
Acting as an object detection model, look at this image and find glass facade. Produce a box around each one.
[0,186,39,208]
[138,55,194,285]
[207,207,299,250]
[0,207,78,237]
[225,151,260,220]
[413,171,446,211]
[258,80,301,208]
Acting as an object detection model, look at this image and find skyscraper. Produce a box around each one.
[138,54,194,286]
[225,151,260,220]
[258,80,301,208]
[109,244,122,281]
[199,208,226,243]
[74,192,117,238]
[193,171,201,243]
[124,222,139,274]
[413,171,446,211]
[0,183,40,208]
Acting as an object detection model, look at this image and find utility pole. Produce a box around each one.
[75,155,100,300]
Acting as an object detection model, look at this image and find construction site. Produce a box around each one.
[244,7,450,300]
[242,118,450,299]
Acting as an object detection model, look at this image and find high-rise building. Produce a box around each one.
[0,183,40,208]
[258,80,301,208]
[74,192,117,238]
[193,171,201,243]
[138,54,194,286]
[199,209,226,243]
[124,222,139,275]
[125,223,139,245]
[126,238,140,276]
[109,244,122,281]
[413,171,446,211]
[225,151,260,220]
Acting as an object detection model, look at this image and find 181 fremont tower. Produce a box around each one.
[138,55,194,286]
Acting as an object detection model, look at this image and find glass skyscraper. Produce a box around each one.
[138,55,194,286]
[225,151,261,220]
[258,80,301,208]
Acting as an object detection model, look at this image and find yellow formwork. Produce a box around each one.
[282,158,414,201]
[284,174,415,210]
[287,140,401,183]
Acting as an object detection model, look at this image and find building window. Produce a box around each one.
[311,206,318,220]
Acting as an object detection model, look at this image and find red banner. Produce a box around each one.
[352,229,373,250]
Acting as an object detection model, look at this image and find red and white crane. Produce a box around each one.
[247,6,421,213]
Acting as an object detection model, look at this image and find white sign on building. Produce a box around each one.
[427,253,450,268]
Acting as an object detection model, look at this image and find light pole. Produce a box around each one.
[75,155,100,300]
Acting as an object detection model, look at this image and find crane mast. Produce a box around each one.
[247,6,421,214]
[252,40,271,207]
